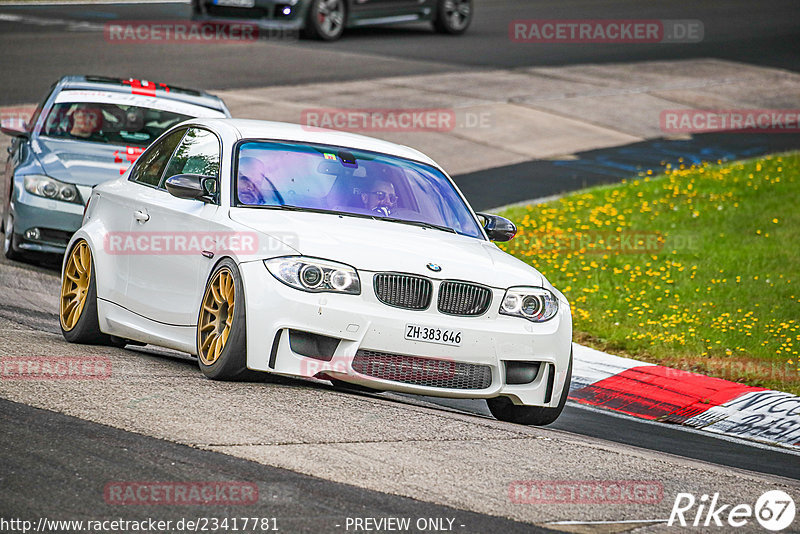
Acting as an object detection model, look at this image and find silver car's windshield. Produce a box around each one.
[234,140,484,238]
[41,102,192,147]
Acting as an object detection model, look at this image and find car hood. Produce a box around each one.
[229,209,544,288]
[33,137,137,186]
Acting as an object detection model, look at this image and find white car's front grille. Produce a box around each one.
[352,350,492,390]
[374,273,492,316]
[437,281,492,316]
[374,273,433,310]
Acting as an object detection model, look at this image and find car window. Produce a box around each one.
[27,83,57,134]
[234,141,483,239]
[129,128,187,187]
[161,128,221,186]
[40,102,192,147]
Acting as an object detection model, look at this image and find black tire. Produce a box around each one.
[196,258,257,380]
[60,240,117,345]
[487,349,573,426]
[432,0,472,35]
[3,212,24,261]
[302,0,346,41]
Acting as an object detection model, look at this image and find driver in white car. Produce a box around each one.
[360,174,399,216]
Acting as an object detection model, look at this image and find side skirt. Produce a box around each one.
[97,298,197,355]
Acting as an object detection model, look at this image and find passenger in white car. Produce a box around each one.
[237,156,283,205]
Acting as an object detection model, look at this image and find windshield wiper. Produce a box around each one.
[243,204,375,220]
[241,205,457,233]
[249,204,339,215]
[374,217,456,234]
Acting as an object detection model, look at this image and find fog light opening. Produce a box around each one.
[503,361,541,385]
[288,329,340,361]
[24,228,41,241]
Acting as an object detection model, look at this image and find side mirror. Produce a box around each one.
[165,174,217,203]
[0,122,29,139]
[476,212,517,242]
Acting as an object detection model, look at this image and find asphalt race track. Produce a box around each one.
[0,254,798,530]
[0,0,799,104]
[1,256,799,479]
[0,398,550,533]
[1,1,800,531]
[459,132,800,211]
[0,255,800,532]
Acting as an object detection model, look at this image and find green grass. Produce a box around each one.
[497,152,800,394]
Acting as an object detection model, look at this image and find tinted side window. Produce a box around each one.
[129,128,186,187]
[161,128,220,185]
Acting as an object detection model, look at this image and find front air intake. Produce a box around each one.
[352,350,492,390]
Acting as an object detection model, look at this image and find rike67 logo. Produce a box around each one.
[668,490,795,531]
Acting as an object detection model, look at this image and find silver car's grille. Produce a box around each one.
[352,350,492,390]
[374,273,432,310]
[437,281,492,316]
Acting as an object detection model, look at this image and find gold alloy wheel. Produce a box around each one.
[198,268,236,366]
[60,241,92,331]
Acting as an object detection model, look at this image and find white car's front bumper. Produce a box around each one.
[239,261,573,407]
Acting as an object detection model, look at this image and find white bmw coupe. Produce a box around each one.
[60,119,573,425]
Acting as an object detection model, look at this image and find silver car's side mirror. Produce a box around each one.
[0,122,29,139]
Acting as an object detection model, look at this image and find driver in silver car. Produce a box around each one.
[68,105,103,139]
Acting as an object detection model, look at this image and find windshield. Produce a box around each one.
[40,102,191,147]
[234,141,484,238]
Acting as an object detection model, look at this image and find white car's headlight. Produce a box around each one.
[264,256,361,294]
[500,287,558,322]
[24,175,82,204]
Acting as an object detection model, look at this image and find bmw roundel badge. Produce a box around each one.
[426,263,442,272]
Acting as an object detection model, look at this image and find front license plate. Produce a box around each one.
[404,324,462,346]
[213,0,255,7]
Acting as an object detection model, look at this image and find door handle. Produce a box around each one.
[133,209,150,223]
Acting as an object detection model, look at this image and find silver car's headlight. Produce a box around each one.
[264,256,361,294]
[24,175,83,204]
[500,287,559,322]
